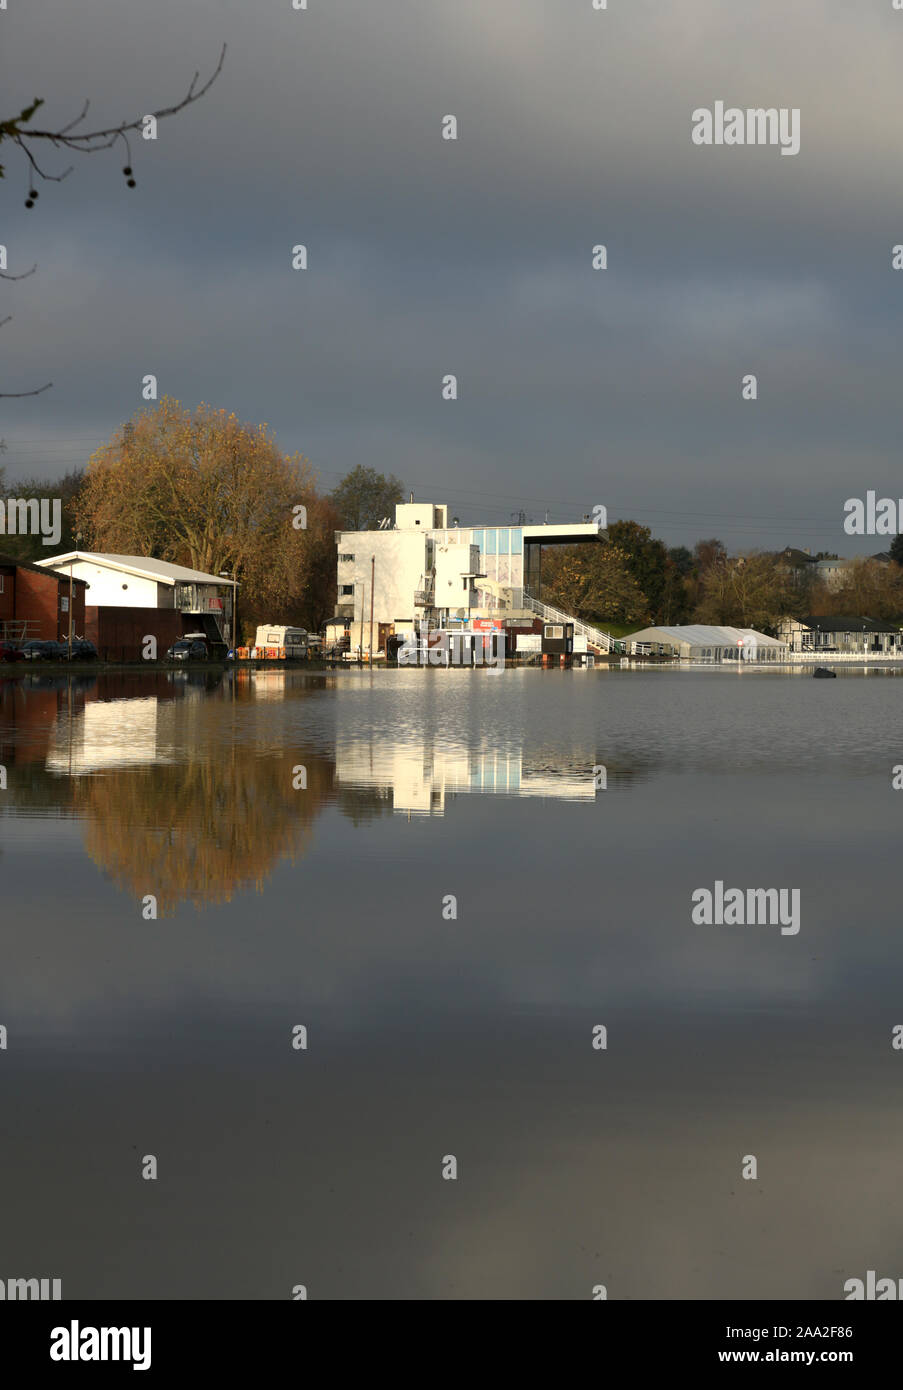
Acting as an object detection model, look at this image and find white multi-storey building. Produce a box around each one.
[334,499,606,655]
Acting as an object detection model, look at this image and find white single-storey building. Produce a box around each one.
[777,615,901,654]
[624,624,789,662]
[37,552,237,643]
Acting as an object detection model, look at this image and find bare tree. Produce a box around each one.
[1,45,226,398]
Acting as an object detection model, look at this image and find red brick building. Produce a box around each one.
[84,606,184,661]
[0,552,87,643]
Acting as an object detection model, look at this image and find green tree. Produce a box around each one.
[889,535,903,568]
[0,467,85,562]
[330,467,405,531]
[606,520,669,619]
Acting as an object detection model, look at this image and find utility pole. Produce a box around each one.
[369,557,375,666]
[219,569,239,651]
[68,530,82,658]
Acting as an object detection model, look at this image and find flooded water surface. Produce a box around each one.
[2,665,901,1298]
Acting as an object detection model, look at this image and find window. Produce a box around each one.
[0,576,4,593]
[546,624,563,639]
[472,529,485,552]
[339,553,355,562]
[339,584,354,596]
[486,529,497,555]
[510,528,522,555]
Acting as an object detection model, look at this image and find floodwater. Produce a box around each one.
[1,663,901,1299]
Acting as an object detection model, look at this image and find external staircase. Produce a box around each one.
[521,589,617,653]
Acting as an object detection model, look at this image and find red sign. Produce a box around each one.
[472,618,502,631]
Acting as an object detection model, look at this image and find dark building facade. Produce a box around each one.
[0,553,87,643]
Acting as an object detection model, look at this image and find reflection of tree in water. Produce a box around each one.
[75,752,337,916]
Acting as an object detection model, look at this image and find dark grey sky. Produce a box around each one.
[2,0,901,551]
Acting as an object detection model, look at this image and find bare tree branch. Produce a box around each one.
[0,264,38,281]
[15,137,72,182]
[0,382,53,398]
[1,45,226,399]
[15,44,226,168]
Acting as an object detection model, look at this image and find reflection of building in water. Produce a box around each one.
[335,739,597,815]
[46,698,173,773]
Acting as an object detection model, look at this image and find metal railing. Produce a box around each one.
[789,650,903,662]
[521,589,615,653]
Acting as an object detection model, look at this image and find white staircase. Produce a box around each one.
[522,589,615,653]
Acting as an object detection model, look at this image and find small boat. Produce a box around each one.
[813,667,836,678]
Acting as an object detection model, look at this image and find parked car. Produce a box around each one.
[66,639,98,661]
[166,639,209,662]
[20,639,68,661]
[0,642,25,662]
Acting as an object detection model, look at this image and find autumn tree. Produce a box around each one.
[77,398,331,634]
[694,538,727,573]
[542,543,650,626]
[330,466,405,531]
[820,559,903,621]
[695,552,800,631]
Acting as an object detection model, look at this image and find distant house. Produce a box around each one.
[0,552,87,643]
[809,554,891,590]
[812,557,854,589]
[779,547,815,566]
[623,624,788,662]
[36,552,237,654]
[774,547,818,588]
[778,615,901,654]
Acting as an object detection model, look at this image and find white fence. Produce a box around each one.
[788,651,903,663]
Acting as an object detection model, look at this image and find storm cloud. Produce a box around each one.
[2,0,901,550]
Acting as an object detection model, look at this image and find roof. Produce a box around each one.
[795,615,898,633]
[0,551,88,584]
[626,624,786,647]
[35,551,236,587]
